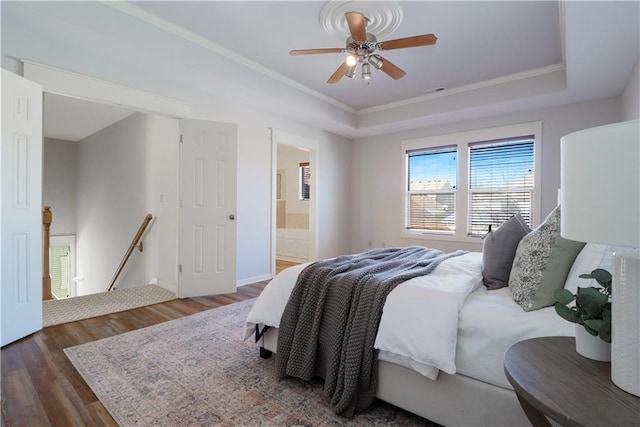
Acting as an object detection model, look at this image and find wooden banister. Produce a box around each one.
[43,206,53,300]
[105,214,153,292]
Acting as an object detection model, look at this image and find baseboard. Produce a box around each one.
[149,276,269,293]
[237,274,272,287]
[154,280,178,295]
[276,255,308,263]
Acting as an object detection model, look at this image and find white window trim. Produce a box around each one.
[401,121,542,243]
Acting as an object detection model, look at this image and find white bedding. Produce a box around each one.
[243,251,574,389]
[455,285,573,389]
[374,252,483,380]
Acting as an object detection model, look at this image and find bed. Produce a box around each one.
[243,214,615,426]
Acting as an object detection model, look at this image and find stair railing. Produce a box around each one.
[105,213,153,292]
[43,206,53,300]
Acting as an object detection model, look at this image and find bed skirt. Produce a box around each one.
[260,327,530,427]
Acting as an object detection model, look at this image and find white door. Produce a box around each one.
[1,70,44,346]
[179,119,237,297]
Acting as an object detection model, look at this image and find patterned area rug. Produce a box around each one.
[65,298,438,426]
[44,284,176,327]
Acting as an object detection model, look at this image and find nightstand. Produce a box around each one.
[504,336,640,427]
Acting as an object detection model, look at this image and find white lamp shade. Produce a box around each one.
[560,120,640,247]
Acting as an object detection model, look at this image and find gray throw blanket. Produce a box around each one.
[276,246,467,418]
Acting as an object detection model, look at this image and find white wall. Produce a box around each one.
[189,101,352,284]
[144,114,180,292]
[43,138,77,236]
[349,97,621,255]
[622,58,640,120]
[75,113,179,295]
[60,93,350,292]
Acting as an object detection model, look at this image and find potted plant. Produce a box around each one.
[553,268,612,361]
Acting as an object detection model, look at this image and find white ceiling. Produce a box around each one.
[44,93,135,142]
[131,0,563,110]
[2,1,638,140]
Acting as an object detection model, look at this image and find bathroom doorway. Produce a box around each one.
[271,129,318,277]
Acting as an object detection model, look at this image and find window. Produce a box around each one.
[299,162,310,200]
[50,245,71,299]
[468,138,534,236]
[402,122,541,242]
[407,146,457,232]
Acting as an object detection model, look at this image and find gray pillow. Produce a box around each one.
[509,206,586,311]
[482,213,531,290]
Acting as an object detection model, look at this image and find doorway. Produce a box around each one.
[178,119,238,298]
[271,129,319,277]
[275,144,310,263]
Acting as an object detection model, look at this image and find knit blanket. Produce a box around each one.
[275,246,466,418]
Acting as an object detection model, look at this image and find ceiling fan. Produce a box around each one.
[290,11,437,84]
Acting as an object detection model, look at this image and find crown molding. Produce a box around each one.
[358,64,566,115]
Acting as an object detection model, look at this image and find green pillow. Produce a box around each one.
[509,206,586,311]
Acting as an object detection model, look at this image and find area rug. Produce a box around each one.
[44,284,176,327]
[64,298,437,426]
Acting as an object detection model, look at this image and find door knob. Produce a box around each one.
[229,214,235,220]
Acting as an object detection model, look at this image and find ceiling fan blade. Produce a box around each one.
[378,34,437,50]
[345,11,367,41]
[377,56,406,79]
[290,48,345,56]
[327,62,350,84]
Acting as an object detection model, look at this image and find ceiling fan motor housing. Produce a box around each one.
[346,33,378,56]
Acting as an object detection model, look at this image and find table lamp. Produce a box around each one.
[560,119,640,397]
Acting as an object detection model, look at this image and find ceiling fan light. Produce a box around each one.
[369,55,383,70]
[345,54,358,67]
[345,64,357,79]
[362,62,371,80]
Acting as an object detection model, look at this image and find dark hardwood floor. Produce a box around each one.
[1,281,267,427]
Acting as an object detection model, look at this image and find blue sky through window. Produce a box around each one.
[408,150,457,189]
[408,139,533,191]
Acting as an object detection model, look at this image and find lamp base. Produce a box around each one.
[612,248,640,397]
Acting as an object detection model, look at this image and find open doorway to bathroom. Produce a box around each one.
[275,144,311,263]
[271,129,318,277]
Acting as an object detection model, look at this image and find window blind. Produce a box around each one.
[468,137,534,235]
[406,146,457,232]
[300,162,310,200]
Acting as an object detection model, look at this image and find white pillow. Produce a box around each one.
[563,244,622,294]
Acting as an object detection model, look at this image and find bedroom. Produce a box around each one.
[1,0,639,425]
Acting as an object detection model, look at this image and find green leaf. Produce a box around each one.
[584,318,603,331]
[576,287,608,317]
[583,323,599,336]
[555,303,580,323]
[580,268,613,294]
[554,288,575,305]
[599,320,612,343]
[590,268,612,286]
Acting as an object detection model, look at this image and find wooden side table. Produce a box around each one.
[504,336,640,427]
